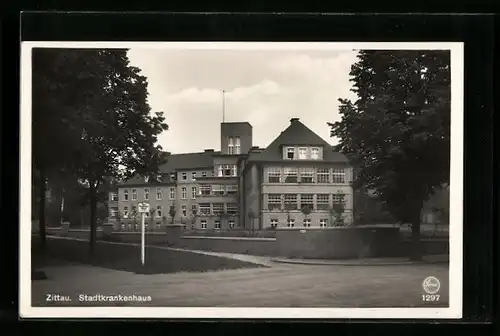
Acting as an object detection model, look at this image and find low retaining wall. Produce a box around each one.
[46,227,104,240]
[175,236,279,256]
[275,226,401,259]
[107,232,167,245]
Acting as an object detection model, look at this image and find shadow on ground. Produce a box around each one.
[32,238,267,275]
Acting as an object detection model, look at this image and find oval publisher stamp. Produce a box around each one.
[422,276,441,294]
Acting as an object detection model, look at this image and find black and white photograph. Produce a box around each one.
[20,42,463,319]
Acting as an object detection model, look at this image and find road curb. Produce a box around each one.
[271,257,448,266]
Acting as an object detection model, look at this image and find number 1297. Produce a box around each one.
[422,294,440,302]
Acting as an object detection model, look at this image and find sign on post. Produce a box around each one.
[137,202,150,266]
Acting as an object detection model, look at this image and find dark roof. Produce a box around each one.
[248,119,349,163]
[158,151,219,172]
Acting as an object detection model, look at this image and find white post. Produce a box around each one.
[141,211,145,266]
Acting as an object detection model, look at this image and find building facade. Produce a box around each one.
[109,118,353,230]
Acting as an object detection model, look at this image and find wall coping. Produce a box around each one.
[112,232,166,235]
[275,226,399,231]
[182,235,276,242]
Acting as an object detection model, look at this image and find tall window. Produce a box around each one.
[123,206,129,218]
[228,136,234,154]
[320,219,328,228]
[267,167,281,183]
[131,189,137,200]
[226,184,238,195]
[181,187,187,199]
[267,194,282,210]
[234,137,241,154]
[201,220,207,229]
[123,189,129,201]
[287,218,295,227]
[212,203,224,214]
[284,194,298,210]
[298,147,308,160]
[303,218,311,227]
[144,188,149,201]
[226,203,238,214]
[181,205,187,217]
[300,194,314,210]
[131,205,137,216]
[299,168,315,183]
[110,207,118,218]
[169,187,176,200]
[311,147,320,160]
[212,184,225,196]
[199,203,211,216]
[170,172,176,181]
[191,204,197,212]
[316,168,330,183]
[332,168,345,183]
[156,205,162,218]
[191,172,197,180]
[181,172,187,181]
[156,187,162,200]
[229,221,235,229]
[200,184,211,196]
[284,167,298,183]
[111,192,119,201]
[316,194,330,210]
[286,147,295,159]
[191,187,197,199]
[270,219,278,228]
[214,221,221,229]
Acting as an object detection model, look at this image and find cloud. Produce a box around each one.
[128,48,358,154]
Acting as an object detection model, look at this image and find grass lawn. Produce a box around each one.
[32,237,267,275]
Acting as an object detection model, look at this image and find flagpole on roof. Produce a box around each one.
[222,90,226,123]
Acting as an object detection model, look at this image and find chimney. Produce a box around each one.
[204,149,214,152]
[290,117,299,123]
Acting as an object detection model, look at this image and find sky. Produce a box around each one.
[127,48,359,154]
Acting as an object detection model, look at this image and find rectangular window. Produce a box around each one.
[110,207,118,218]
[332,168,346,183]
[192,172,196,180]
[299,168,315,183]
[169,187,176,200]
[123,189,129,201]
[284,194,298,210]
[181,205,187,217]
[229,221,235,229]
[144,188,149,201]
[316,194,330,210]
[191,204,197,212]
[170,172,176,181]
[201,171,207,177]
[267,167,282,183]
[181,172,187,181]
[235,137,241,154]
[131,205,137,217]
[320,219,328,228]
[131,189,137,201]
[214,221,221,229]
[201,220,207,229]
[191,187,197,199]
[286,147,295,159]
[270,218,278,228]
[156,187,162,200]
[228,136,234,154]
[111,192,119,201]
[199,203,211,216]
[284,167,298,183]
[303,218,311,227]
[316,168,330,183]
[212,184,225,196]
[181,187,187,199]
[287,218,295,227]
[200,184,211,196]
[212,203,224,214]
[156,206,162,218]
[300,194,314,209]
[145,211,149,218]
[123,206,129,218]
[267,194,282,211]
[226,184,238,195]
[298,147,308,160]
[333,193,346,204]
[226,203,238,215]
[311,147,320,160]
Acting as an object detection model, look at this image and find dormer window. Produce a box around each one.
[311,147,320,160]
[298,147,308,160]
[286,147,295,159]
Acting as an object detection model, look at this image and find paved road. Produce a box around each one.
[32,258,449,308]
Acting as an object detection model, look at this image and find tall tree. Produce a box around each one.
[329,50,450,260]
[68,49,168,256]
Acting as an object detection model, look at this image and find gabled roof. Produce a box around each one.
[158,151,219,172]
[248,118,348,163]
